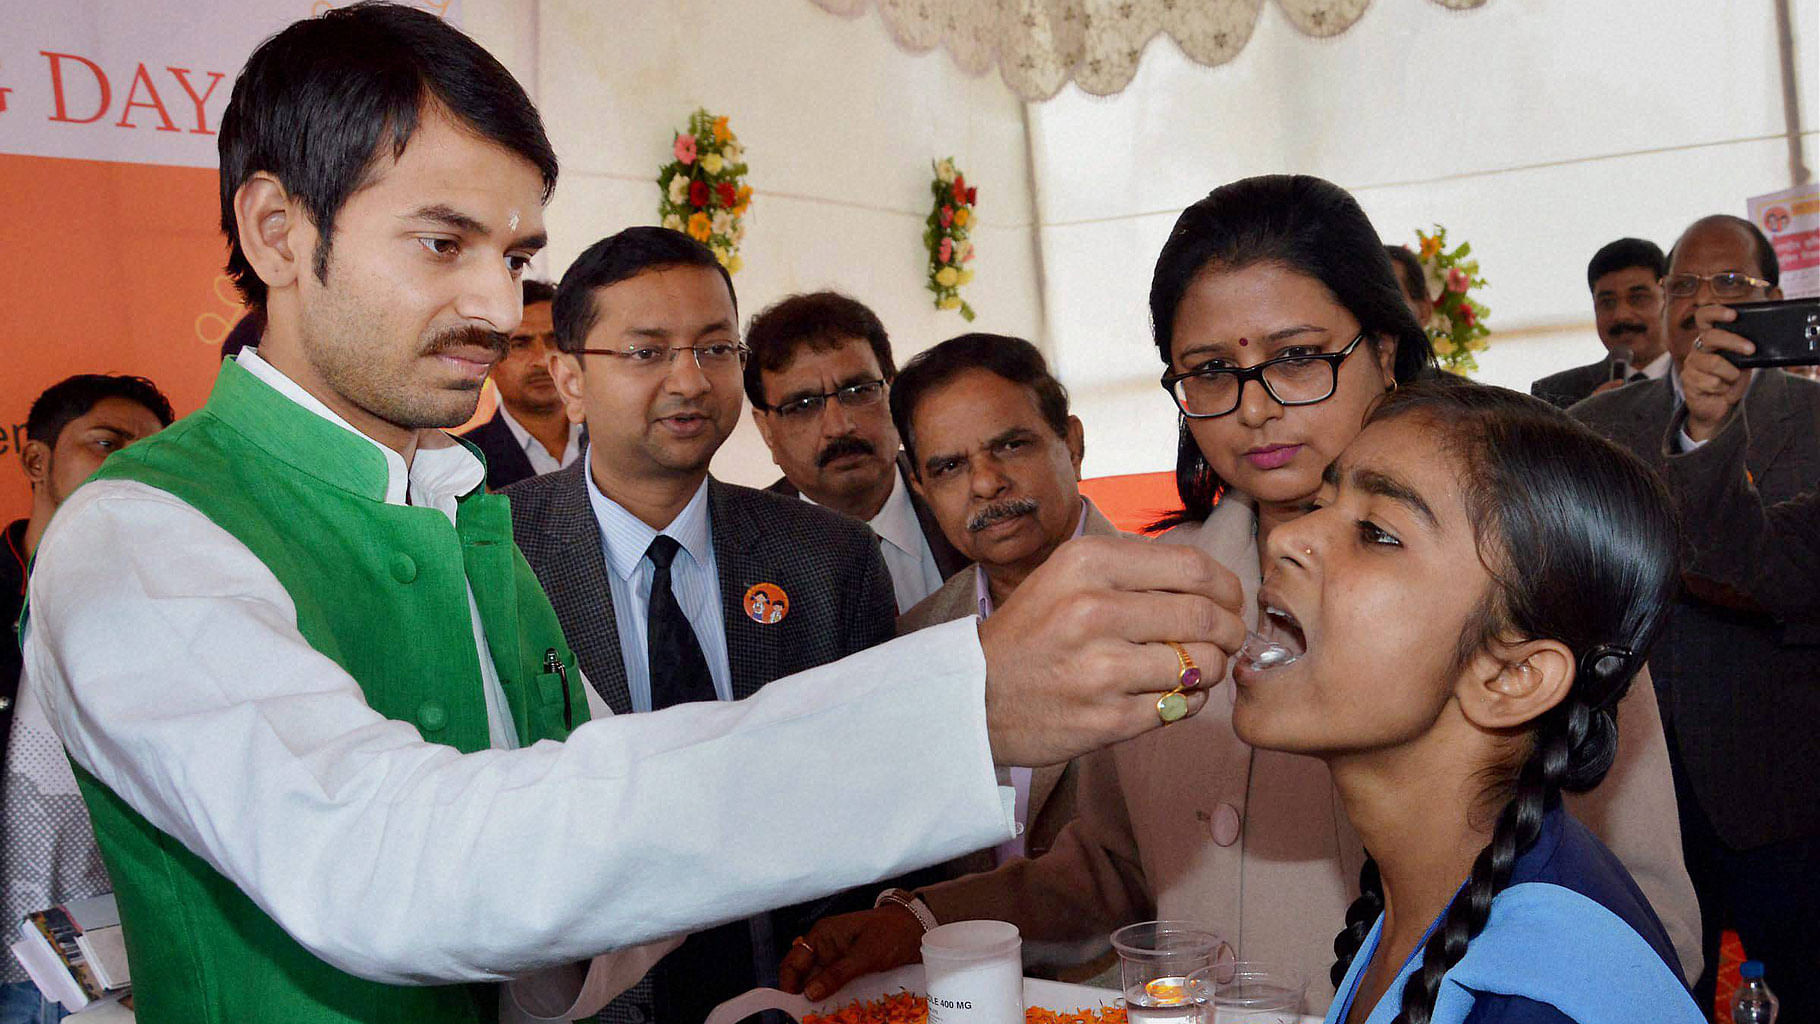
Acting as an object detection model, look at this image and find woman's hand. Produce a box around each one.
[777,906,926,1002]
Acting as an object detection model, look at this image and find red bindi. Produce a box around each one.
[1238,337,1249,347]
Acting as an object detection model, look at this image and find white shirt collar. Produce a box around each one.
[1638,350,1672,380]
[584,463,714,583]
[495,401,578,458]
[236,348,485,507]
[796,463,925,555]
[870,467,928,558]
[974,497,1090,619]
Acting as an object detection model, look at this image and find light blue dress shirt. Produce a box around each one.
[583,467,733,713]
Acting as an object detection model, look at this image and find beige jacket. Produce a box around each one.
[921,493,1702,1009]
[898,500,1122,875]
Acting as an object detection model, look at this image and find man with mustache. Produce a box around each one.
[19,7,1247,1020]
[461,277,583,489]
[747,291,969,612]
[505,228,909,1023]
[890,334,1116,879]
[1572,214,1820,1017]
[1531,237,1669,409]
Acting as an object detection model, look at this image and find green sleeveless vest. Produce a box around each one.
[73,359,591,1023]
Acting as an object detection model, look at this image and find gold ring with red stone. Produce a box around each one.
[1157,641,1201,724]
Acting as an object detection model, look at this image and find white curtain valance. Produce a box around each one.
[811,0,1486,101]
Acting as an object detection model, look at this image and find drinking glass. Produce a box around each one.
[1193,961,1306,1024]
[1110,921,1226,1024]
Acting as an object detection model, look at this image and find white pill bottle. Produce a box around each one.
[922,920,1024,1024]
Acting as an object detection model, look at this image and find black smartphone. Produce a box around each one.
[1723,298,1820,368]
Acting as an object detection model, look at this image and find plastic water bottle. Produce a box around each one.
[1731,961,1779,1024]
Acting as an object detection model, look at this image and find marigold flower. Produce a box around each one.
[687,211,711,241]
[953,208,970,228]
[712,115,730,143]
[936,266,959,288]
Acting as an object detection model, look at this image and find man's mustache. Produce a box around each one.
[817,436,876,468]
[422,325,509,360]
[968,497,1039,533]
[1607,321,1646,338]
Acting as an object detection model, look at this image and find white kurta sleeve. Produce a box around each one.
[24,481,1012,986]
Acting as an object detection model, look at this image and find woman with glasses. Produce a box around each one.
[779,177,1698,1012]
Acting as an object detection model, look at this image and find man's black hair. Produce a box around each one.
[552,228,736,352]
[523,278,557,307]
[26,375,176,447]
[1586,237,1667,292]
[889,333,1070,473]
[1667,215,1781,287]
[743,292,896,408]
[218,1,559,309]
[1384,245,1427,305]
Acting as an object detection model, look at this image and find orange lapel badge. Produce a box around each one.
[743,582,789,625]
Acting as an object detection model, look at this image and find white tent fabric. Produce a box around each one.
[808,0,1484,100]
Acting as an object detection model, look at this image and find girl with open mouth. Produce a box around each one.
[1240,380,1701,1023]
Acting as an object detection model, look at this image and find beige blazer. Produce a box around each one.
[921,493,1702,1009]
[898,499,1122,874]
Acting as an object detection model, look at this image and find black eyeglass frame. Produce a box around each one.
[1160,332,1369,420]
[754,377,889,418]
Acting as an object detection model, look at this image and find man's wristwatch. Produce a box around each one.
[874,888,938,933]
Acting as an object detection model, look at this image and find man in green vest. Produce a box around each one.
[18,4,1245,1022]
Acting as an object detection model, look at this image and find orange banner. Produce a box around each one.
[0,155,229,517]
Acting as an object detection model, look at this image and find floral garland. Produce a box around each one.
[925,158,977,320]
[658,109,752,273]
[1414,226,1490,373]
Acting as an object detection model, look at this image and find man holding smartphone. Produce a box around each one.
[1572,213,1820,1017]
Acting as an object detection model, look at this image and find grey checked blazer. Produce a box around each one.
[504,461,897,716]
[503,461,898,1024]
[1572,369,1820,849]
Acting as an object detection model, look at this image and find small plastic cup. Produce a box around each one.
[1111,921,1225,1024]
[1192,961,1306,1023]
[921,920,1023,1024]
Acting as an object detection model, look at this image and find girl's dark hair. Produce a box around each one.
[1328,380,1680,1023]
[1149,175,1436,527]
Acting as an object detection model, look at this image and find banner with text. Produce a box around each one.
[0,0,458,518]
[1748,183,1820,300]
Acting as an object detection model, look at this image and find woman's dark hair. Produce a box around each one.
[552,227,736,353]
[219,1,559,309]
[1149,175,1435,527]
[1328,380,1680,1024]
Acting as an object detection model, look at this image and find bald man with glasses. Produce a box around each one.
[1572,213,1820,1017]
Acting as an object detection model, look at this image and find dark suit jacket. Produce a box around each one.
[460,408,539,491]
[766,454,971,580]
[1532,356,1616,409]
[506,463,898,1020]
[1572,370,1820,848]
